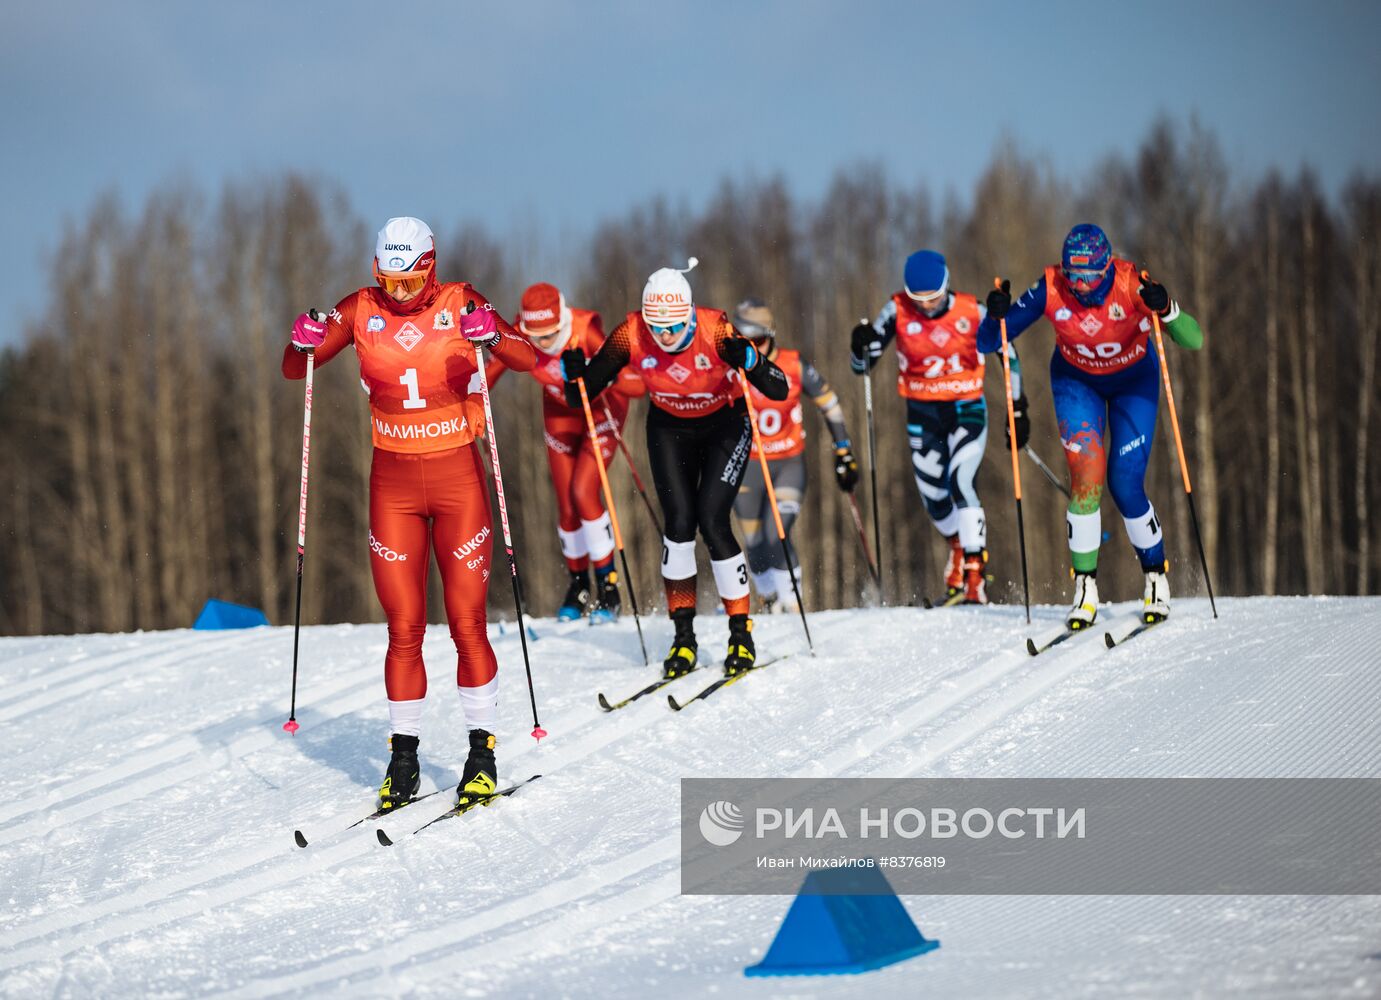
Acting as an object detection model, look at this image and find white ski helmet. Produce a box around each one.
[641,257,698,329]
[375,217,435,272]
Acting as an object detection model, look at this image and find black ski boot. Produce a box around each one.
[662,608,698,679]
[557,569,591,622]
[724,614,756,677]
[590,565,622,624]
[456,729,498,810]
[378,733,420,812]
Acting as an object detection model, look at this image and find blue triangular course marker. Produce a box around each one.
[744,865,939,977]
[193,599,269,630]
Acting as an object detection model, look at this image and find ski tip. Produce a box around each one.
[921,597,934,610]
[376,829,393,847]
[1103,632,1117,649]
[526,625,540,641]
[597,693,614,712]
[1025,638,1039,657]
[667,693,684,712]
[293,830,308,848]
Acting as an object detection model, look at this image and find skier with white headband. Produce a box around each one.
[561,259,790,678]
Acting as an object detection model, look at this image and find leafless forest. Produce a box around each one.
[2,121,1377,636]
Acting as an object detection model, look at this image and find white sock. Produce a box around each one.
[710,554,750,601]
[388,698,425,738]
[661,537,697,580]
[1123,504,1163,551]
[1067,509,1101,559]
[957,506,987,553]
[751,568,776,595]
[582,512,614,564]
[558,526,587,562]
[457,676,498,731]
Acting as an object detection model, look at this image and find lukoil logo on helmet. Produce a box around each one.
[699,800,744,847]
[646,292,688,304]
[384,243,413,252]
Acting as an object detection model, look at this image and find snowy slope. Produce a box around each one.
[1,598,1379,998]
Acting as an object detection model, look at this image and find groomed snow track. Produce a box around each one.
[1,598,1378,998]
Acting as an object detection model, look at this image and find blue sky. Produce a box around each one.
[3,0,1379,346]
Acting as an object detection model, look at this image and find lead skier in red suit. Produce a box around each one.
[283,217,536,811]
[485,283,646,623]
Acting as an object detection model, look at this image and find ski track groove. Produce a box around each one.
[242,602,1327,997]
[3,601,1374,997]
[0,632,710,956]
[0,631,261,721]
[0,633,205,709]
[191,610,1085,996]
[211,837,684,1000]
[0,617,820,964]
[1,630,191,681]
[0,626,525,835]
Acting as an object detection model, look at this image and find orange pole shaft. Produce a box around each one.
[575,377,626,553]
[1148,309,1194,495]
[739,380,788,541]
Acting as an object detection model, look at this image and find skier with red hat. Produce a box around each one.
[977,223,1204,629]
[850,250,1023,605]
[486,282,645,623]
[561,259,790,678]
[283,217,537,813]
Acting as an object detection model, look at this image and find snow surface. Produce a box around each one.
[1,598,1379,998]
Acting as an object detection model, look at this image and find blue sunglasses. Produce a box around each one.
[1063,265,1109,290]
[649,320,689,336]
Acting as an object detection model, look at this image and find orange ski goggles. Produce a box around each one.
[373,249,435,297]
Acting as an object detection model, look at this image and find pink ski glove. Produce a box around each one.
[291,310,327,351]
[460,304,501,348]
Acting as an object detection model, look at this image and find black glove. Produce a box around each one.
[561,348,587,383]
[561,348,587,407]
[986,279,1012,320]
[1006,396,1031,450]
[720,336,758,370]
[850,321,882,373]
[833,446,860,493]
[1138,275,1170,315]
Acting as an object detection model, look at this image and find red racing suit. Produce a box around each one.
[282,278,536,702]
[487,308,645,572]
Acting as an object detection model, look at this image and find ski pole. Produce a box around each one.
[283,318,318,735]
[845,491,881,587]
[860,320,932,608]
[740,374,814,654]
[861,339,885,602]
[577,379,650,666]
[601,400,663,537]
[995,279,1032,625]
[468,303,547,740]
[1142,271,1218,620]
[1024,445,1071,499]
